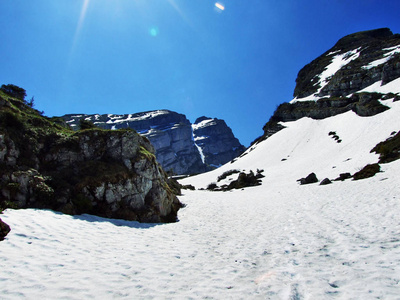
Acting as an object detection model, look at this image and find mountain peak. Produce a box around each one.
[293,28,400,99]
[333,28,393,50]
[194,116,212,124]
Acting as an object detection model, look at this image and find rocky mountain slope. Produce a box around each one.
[61,111,245,175]
[192,116,245,168]
[182,28,400,190]
[257,28,400,143]
[0,85,182,226]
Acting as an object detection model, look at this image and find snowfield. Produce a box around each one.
[1,100,400,299]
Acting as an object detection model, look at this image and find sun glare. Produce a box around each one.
[67,0,91,69]
[71,0,90,53]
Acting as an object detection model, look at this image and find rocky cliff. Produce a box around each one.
[0,86,182,226]
[192,117,246,168]
[257,28,400,143]
[62,111,245,175]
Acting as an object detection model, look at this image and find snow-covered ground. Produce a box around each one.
[1,99,400,299]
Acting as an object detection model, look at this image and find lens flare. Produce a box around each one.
[215,2,225,11]
[149,27,159,37]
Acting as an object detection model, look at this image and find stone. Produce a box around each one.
[0,217,11,241]
[298,173,319,185]
[353,164,381,180]
[320,178,332,185]
[335,173,352,181]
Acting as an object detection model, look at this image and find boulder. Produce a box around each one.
[320,178,332,185]
[298,173,319,185]
[0,218,11,241]
[334,173,352,181]
[353,164,381,180]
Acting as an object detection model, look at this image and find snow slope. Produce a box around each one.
[1,100,400,299]
[181,97,399,190]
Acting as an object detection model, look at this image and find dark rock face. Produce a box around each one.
[294,28,400,99]
[192,117,246,168]
[62,111,245,175]
[256,28,400,144]
[267,93,389,125]
[0,93,182,223]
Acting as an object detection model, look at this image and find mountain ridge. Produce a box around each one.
[61,111,245,175]
[255,27,400,145]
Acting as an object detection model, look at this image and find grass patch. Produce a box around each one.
[139,146,156,162]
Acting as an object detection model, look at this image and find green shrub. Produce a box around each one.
[139,146,156,162]
[0,111,25,130]
[0,84,26,100]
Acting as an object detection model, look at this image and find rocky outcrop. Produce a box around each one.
[62,111,206,175]
[267,92,390,124]
[0,89,182,223]
[192,117,246,168]
[62,111,245,175]
[294,28,400,99]
[255,28,400,144]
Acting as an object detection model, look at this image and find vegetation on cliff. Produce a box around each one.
[0,84,182,225]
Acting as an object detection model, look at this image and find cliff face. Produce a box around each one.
[0,90,182,224]
[192,117,246,168]
[294,28,400,99]
[258,28,400,143]
[62,111,245,175]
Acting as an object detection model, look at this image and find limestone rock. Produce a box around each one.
[0,92,182,223]
[61,110,245,175]
[255,28,400,145]
[294,28,400,99]
[192,117,246,168]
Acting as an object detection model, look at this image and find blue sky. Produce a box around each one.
[1,0,399,146]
